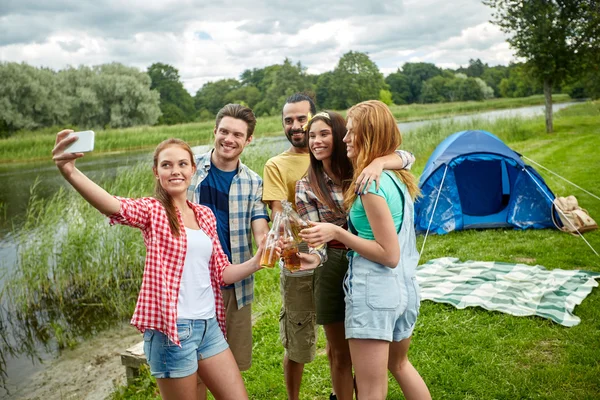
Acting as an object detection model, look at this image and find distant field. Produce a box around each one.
[0,94,571,163]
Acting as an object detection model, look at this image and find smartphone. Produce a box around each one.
[64,130,95,153]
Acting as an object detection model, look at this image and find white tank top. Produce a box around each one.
[177,227,216,319]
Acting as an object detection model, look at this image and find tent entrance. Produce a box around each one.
[452,156,519,229]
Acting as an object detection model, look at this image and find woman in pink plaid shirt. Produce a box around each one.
[52,130,275,400]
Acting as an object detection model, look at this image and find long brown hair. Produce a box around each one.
[305,111,353,216]
[153,138,196,237]
[343,100,420,210]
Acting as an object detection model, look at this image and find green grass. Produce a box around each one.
[5,101,600,399]
[0,95,571,163]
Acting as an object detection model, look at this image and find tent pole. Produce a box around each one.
[419,165,449,263]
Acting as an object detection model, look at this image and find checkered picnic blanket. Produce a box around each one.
[415,257,600,327]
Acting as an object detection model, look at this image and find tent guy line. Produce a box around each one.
[522,156,600,202]
[522,167,599,257]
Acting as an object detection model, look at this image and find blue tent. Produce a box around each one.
[415,130,557,235]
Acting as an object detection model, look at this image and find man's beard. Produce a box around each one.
[286,129,307,148]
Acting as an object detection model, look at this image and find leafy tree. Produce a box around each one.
[315,71,335,109]
[498,64,542,98]
[465,58,487,78]
[420,76,447,103]
[385,70,411,105]
[241,67,269,93]
[147,63,195,125]
[401,62,443,103]
[328,51,387,109]
[475,78,495,99]
[194,78,241,115]
[379,89,393,106]
[260,58,312,114]
[459,78,485,101]
[225,85,262,109]
[0,62,68,136]
[481,65,510,97]
[57,65,102,129]
[485,0,600,132]
[563,69,600,99]
[89,63,161,128]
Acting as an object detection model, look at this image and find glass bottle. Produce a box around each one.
[281,200,323,252]
[281,216,302,272]
[260,212,282,269]
[282,200,310,253]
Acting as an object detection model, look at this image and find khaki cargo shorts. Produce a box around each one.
[222,287,252,371]
[279,271,317,363]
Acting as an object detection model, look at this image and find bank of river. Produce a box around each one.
[0,102,577,397]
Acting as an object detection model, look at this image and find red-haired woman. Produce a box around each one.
[296,110,416,400]
[299,102,431,400]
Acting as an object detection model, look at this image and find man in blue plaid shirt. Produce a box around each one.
[187,103,270,399]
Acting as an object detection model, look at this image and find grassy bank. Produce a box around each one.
[5,102,599,399]
[0,95,571,163]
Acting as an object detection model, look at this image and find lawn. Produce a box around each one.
[108,101,600,399]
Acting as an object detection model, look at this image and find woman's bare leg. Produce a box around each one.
[324,322,353,400]
[349,338,389,400]
[156,373,198,400]
[196,348,248,400]
[388,338,431,400]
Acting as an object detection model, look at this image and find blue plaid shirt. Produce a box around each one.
[187,151,269,309]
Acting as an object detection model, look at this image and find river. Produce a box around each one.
[0,102,576,396]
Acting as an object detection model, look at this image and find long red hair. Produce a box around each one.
[343,100,419,210]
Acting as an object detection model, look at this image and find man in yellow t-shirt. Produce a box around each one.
[263,93,316,400]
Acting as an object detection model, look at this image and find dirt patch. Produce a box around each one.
[7,324,141,400]
[514,257,537,264]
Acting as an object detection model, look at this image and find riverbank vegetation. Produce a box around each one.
[2,102,598,398]
[0,94,571,163]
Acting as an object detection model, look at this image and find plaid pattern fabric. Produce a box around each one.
[295,173,346,227]
[295,173,346,263]
[294,150,416,263]
[416,257,600,327]
[187,151,269,309]
[109,197,230,344]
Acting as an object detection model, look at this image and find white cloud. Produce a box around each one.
[0,0,517,94]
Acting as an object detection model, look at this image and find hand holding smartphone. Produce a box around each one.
[64,130,95,153]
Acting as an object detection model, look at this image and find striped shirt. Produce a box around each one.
[109,197,229,345]
[187,151,269,309]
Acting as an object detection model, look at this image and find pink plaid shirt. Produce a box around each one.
[109,197,229,345]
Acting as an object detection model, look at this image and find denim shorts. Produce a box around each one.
[143,316,229,378]
[344,254,420,342]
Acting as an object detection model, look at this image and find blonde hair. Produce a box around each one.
[343,100,420,210]
[153,138,196,237]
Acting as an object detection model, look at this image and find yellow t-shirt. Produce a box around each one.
[263,150,310,209]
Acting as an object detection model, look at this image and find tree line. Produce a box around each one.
[1,51,598,138]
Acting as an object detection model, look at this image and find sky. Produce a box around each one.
[0,0,516,94]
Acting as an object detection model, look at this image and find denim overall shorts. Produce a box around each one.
[343,172,421,342]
